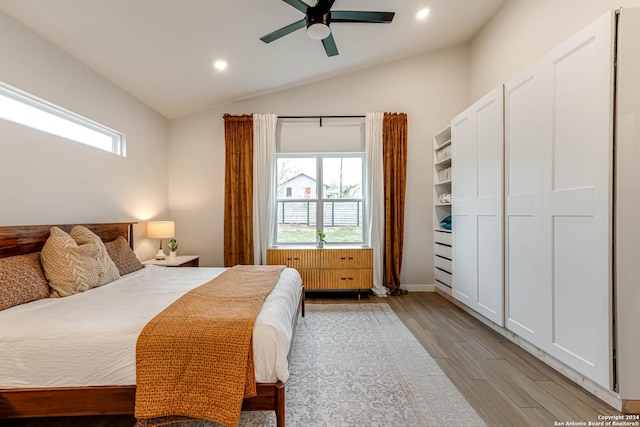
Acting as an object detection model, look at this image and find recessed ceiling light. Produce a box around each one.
[213,60,227,71]
[416,8,430,20]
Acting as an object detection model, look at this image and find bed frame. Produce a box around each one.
[0,222,304,427]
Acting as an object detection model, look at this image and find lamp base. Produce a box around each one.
[155,249,167,260]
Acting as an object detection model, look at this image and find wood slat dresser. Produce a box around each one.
[267,247,372,297]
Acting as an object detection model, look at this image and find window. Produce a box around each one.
[0,81,125,156]
[276,153,364,245]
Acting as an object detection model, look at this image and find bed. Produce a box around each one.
[0,222,304,427]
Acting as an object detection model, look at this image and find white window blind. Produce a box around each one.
[277,118,364,153]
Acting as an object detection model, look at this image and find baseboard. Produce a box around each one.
[434,288,624,412]
[400,284,434,292]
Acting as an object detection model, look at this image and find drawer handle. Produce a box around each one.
[340,277,354,281]
[340,257,354,260]
[286,257,300,261]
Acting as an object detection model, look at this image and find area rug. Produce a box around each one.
[164,303,486,427]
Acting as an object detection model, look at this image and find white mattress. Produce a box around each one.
[0,265,302,388]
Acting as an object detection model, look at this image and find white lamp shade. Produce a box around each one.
[147,221,175,239]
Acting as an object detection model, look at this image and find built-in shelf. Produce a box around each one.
[434,157,452,167]
[433,126,453,296]
[435,139,452,150]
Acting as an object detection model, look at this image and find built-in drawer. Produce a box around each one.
[434,255,452,273]
[434,243,452,259]
[434,230,452,246]
[434,268,452,287]
[320,269,373,290]
[267,249,320,269]
[321,248,372,269]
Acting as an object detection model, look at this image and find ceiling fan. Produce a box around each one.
[260,0,395,57]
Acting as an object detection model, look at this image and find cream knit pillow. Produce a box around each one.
[41,226,121,297]
[70,225,121,284]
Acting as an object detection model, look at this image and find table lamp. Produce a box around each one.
[147,220,175,260]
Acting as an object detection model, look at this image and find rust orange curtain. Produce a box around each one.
[383,113,408,296]
[223,114,254,266]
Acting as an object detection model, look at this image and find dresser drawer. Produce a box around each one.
[434,243,452,259]
[321,248,372,269]
[318,269,373,290]
[268,248,373,292]
[434,268,452,287]
[434,256,452,273]
[434,230,452,246]
[298,269,320,290]
[267,249,320,269]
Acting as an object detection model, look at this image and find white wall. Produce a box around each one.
[169,45,470,287]
[0,12,169,261]
[611,7,640,405]
[470,0,640,101]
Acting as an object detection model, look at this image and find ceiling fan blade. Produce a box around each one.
[260,19,306,43]
[322,33,339,57]
[282,0,309,13]
[331,11,395,23]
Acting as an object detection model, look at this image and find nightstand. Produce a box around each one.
[143,255,200,268]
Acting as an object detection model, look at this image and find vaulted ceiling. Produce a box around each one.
[0,0,506,118]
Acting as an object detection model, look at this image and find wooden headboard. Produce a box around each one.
[0,222,136,258]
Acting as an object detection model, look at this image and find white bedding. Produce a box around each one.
[0,265,302,388]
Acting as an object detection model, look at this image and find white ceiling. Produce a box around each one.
[0,0,506,119]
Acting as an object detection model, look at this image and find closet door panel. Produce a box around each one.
[504,64,549,347]
[477,96,503,200]
[543,12,613,387]
[475,88,504,325]
[477,215,502,321]
[452,214,475,303]
[506,217,543,342]
[452,86,503,324]
[452,116,476,199]
[552,217,598,362]
[451,113,477,305]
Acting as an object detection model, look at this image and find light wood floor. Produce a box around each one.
[385,292,621,426]
[5,291,621,427]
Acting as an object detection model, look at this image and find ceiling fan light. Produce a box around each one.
[307,23,331,40]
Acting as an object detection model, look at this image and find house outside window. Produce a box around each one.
[275,153,364,245]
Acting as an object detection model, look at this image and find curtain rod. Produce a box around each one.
[278,115,365,118]
[278,115,365,127]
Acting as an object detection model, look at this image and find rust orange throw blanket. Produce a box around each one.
[135,265,285,427]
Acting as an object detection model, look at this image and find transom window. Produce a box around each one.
[276,153,364,245]
[0,81,125,156]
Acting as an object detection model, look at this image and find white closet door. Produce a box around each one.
[475,88,504,325]
[451,111,476,307]
[541,11,613,388]
[504,62,550,347]
[452,86,504,326]
[505,11,613,387]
